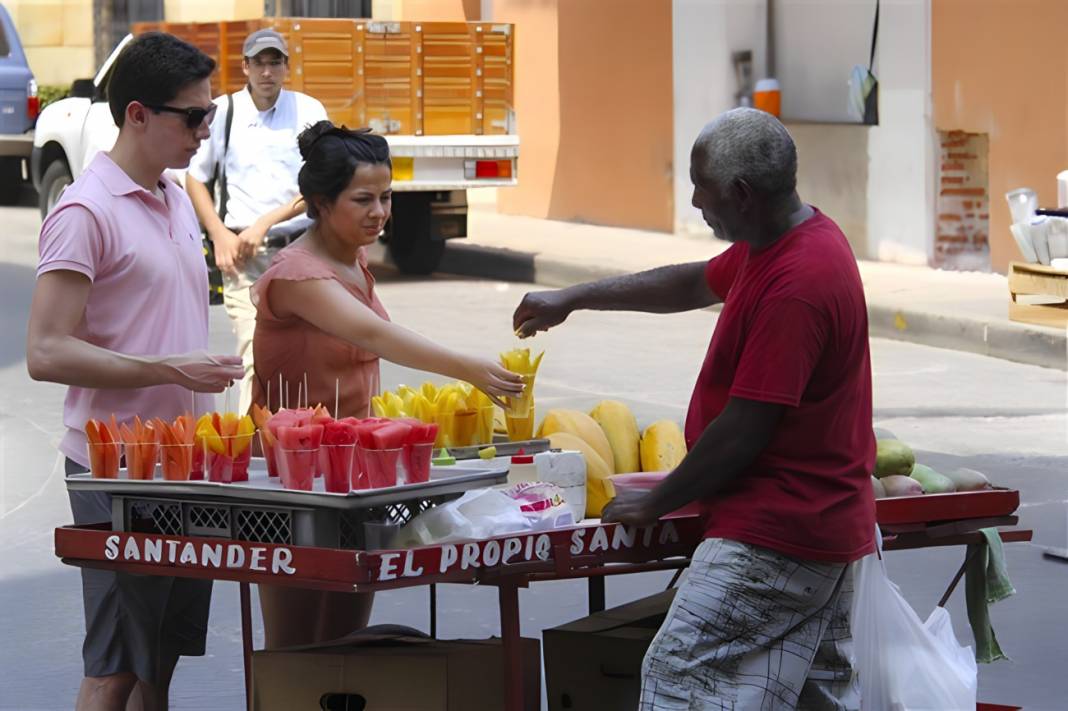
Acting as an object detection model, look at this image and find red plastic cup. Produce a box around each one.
[404,442,433,485]
[279,448,316,491]
[363,448,403,489]
[259,431,279,478]
[321,443,356,494]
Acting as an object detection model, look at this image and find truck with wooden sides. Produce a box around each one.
[31,17,518,274]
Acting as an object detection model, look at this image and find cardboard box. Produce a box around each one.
[253,632,541,711]
[543,589,675,711]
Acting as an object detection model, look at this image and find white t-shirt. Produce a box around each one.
[187,87,328,231]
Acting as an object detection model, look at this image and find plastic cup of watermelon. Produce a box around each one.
[363,448,403,489]
[405,442,434,484]
[258,430,280,478]
[87,442,122,480]
[321,443,356,494]
[206,450,234,483]
[279,448,317,491]
[125,442,159,481]
[191,443,205,480]
[160,443,193,481]
[352,445,368,490]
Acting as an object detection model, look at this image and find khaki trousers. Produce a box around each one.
[221,247,276,414]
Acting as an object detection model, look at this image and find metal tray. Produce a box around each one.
[66,458,508,511]
[875,487,1019,526]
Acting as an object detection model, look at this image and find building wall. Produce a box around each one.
[672,0,766,236]
[8,0,96,86]
[865,0,933,266]
[932,0,1068,273]
[164,0,263,23]
[488,0,674,232]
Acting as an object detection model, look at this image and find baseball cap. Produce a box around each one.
[243,29,289,58]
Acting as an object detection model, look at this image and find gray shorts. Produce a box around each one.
[66,458,213,684]
[640,538,857,711]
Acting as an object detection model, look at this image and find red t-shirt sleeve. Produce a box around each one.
[704,243,746,301]
[729,297,828,407]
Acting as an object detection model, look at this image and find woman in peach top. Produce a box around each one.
[251,121,523,648]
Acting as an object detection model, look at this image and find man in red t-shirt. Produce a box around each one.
[513,108,874,709]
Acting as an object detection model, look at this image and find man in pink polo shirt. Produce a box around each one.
[513,108,874,709]
[27,33,243,711]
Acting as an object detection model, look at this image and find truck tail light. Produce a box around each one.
[465,159,513,179]
[27,79,39,120]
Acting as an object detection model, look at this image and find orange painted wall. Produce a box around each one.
[493,0,674,232]
[932,0,1068,272]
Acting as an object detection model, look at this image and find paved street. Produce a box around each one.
[0,202,1066,709]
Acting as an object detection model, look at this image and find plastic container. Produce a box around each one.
[504,374,534,417]
[87,442,121,480]
[1006,187,1037,226]
[258,430,279,478]
[124,441,159,481]
[753,78,781,117]
[278,448,317,491]
[507,454,538,486]
[321,443,356,494]
[160,443,193,481]
[534,450,587,522]
[405,442,434,485]
[364,447,404,489]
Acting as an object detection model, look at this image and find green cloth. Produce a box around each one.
[965,527,1015,663]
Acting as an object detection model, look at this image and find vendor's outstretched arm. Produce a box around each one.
[513,261,719,337]
[26,270,243,391]
[270,277,524,402]
[602,396,784,525]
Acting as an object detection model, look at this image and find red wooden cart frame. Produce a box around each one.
[55,509,1031,711]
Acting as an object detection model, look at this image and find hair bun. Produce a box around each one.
[297,120,337,160]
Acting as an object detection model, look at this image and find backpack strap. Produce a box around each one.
[218,93,235,222]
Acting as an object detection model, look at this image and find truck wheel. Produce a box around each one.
[39,159,73,220]
[0,157,23,206]
[387,192,444,275]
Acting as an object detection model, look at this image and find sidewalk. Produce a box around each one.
[434,210,1067,371]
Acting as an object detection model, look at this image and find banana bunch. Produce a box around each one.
[374,381,494,447]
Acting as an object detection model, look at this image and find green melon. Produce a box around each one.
[910,463,956,494]
[874,439,915,478]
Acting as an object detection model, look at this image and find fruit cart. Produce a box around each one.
[54,473,1030,711]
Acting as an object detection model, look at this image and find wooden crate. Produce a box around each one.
[132,18,514,136]
[1008,261,1068,328]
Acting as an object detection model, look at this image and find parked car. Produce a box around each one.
[0,3,38,204]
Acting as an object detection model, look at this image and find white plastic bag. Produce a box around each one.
[851,529,977,711]
[392,488,530,548]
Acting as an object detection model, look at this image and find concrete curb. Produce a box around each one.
[438,242,1068,371]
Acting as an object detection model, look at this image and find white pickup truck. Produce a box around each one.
[31,28,519,275]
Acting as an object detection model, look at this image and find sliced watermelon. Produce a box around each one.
[207,451,233,483]
[404,422,438,446]
[323,421,359,446]
[259,430,279,478]
[277,424,324,450]
[353,421,387,448]
[191,443,205,480]
[369,422,412,450]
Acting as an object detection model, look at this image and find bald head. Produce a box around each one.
[691,108,797,199]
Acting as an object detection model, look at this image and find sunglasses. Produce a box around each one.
[144,103,218,129]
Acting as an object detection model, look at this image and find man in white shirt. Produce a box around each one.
[187,29,328,412]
